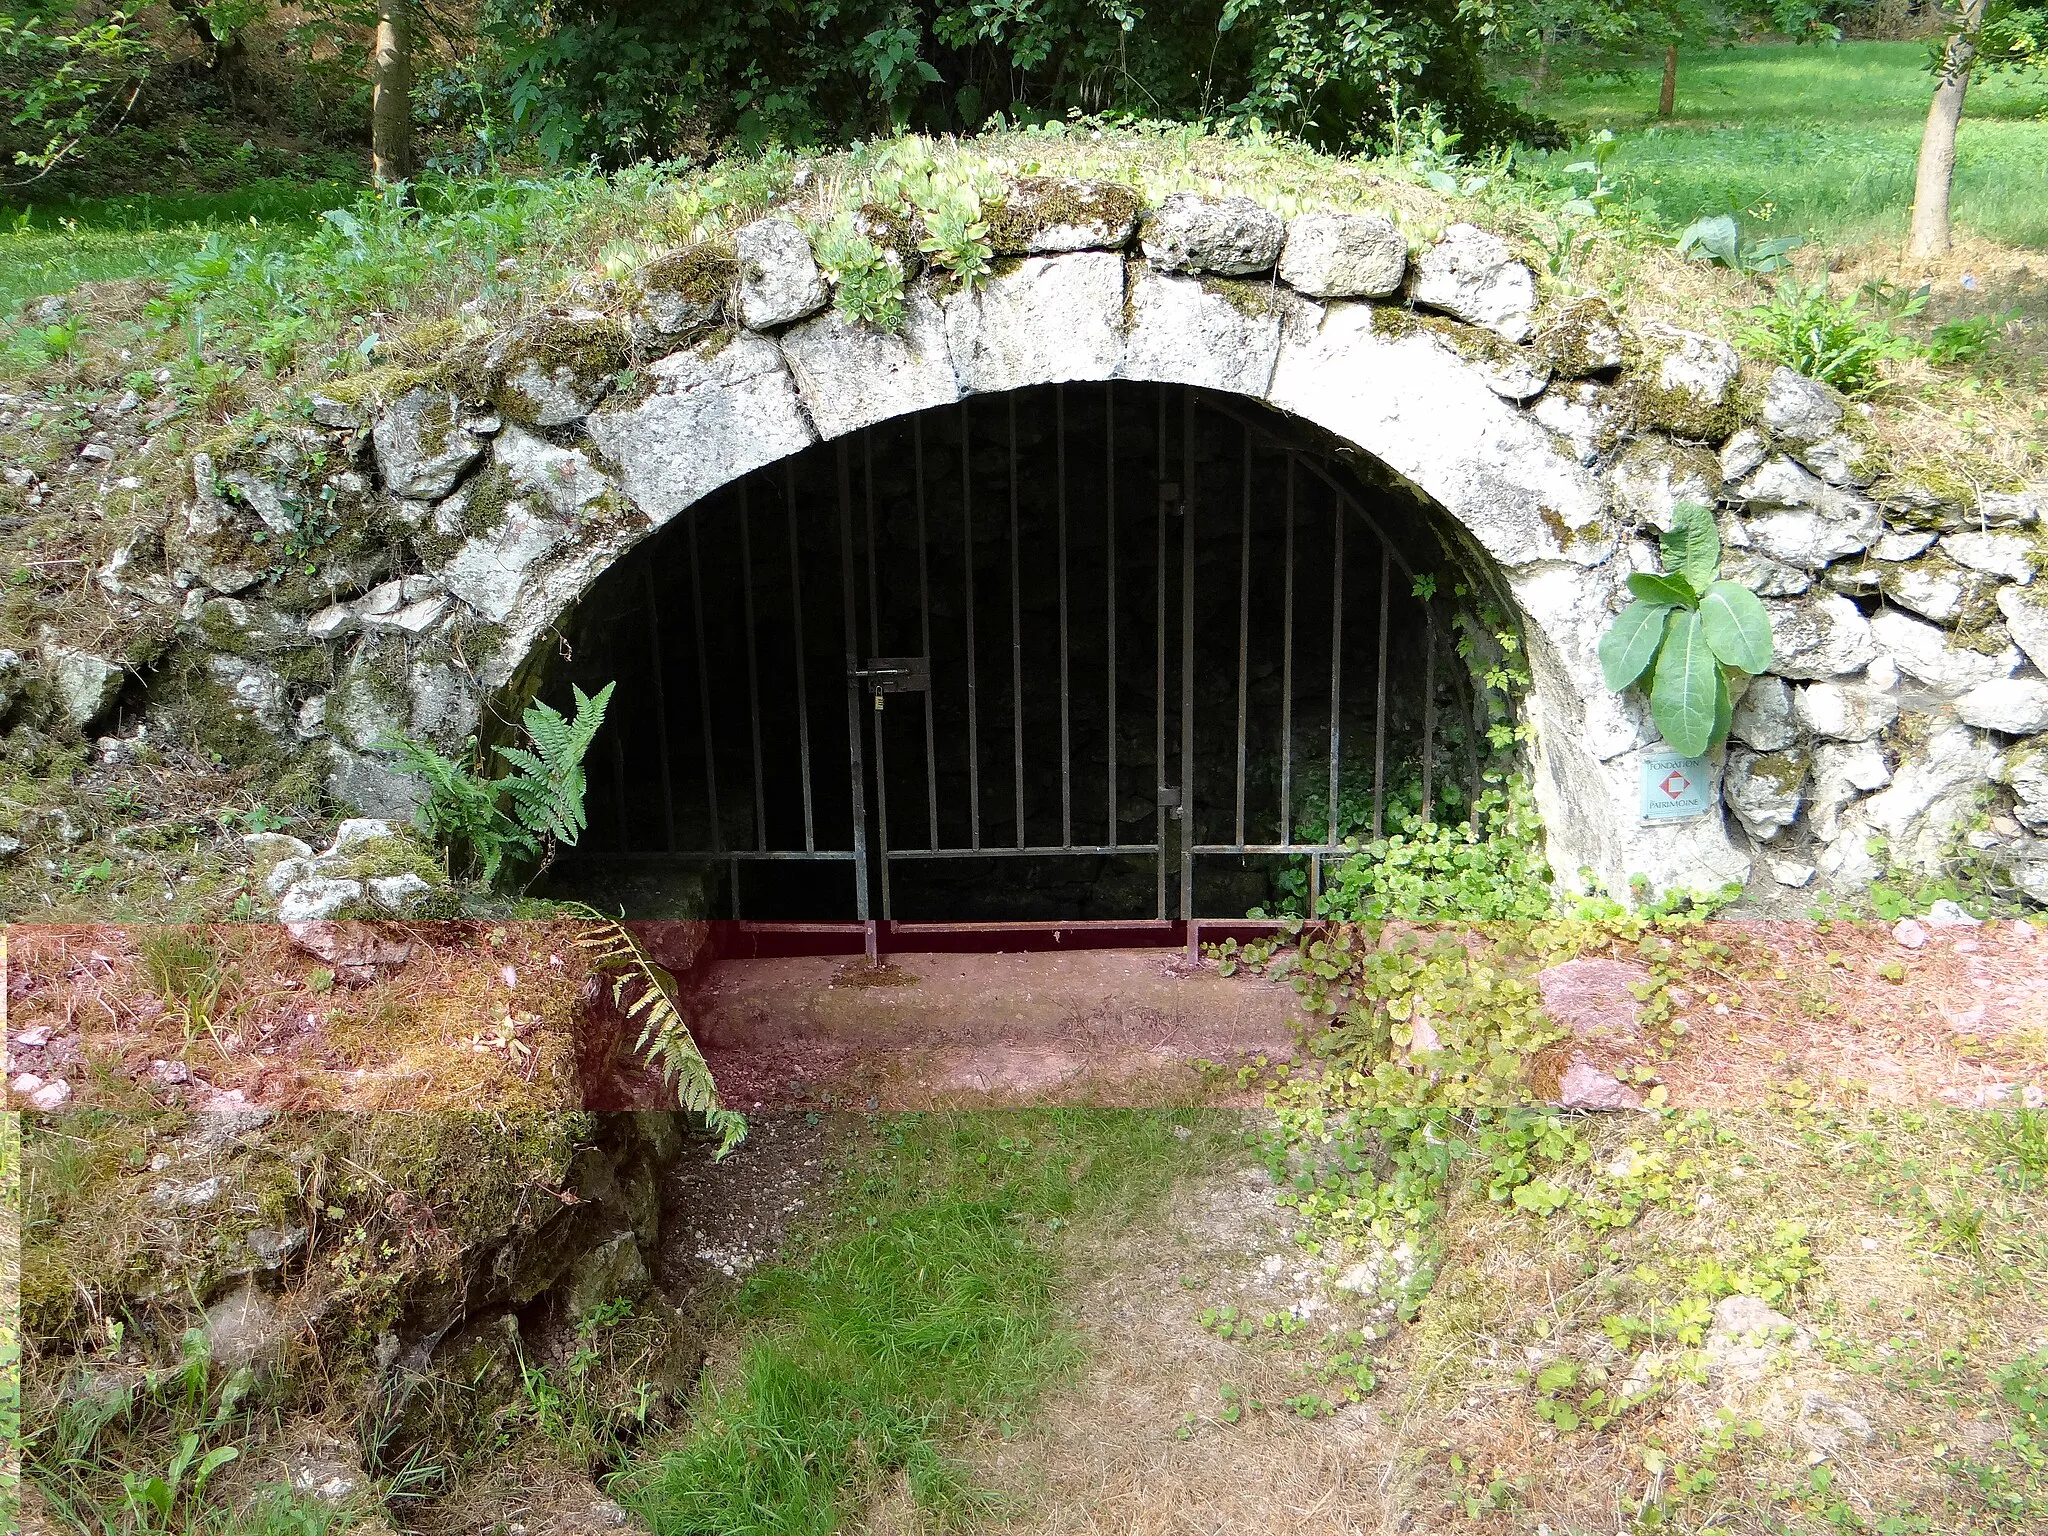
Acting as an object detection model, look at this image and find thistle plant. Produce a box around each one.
[1597,501,1774,757]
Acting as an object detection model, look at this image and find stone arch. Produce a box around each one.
[411,246,1745,902]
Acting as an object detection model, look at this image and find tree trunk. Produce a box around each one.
[1533,30,1553,94]
[1658,43,1678,117]
[371,3,413,186]
[1906,0,1984,260]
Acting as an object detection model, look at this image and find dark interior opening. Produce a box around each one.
[531,382,1485,920]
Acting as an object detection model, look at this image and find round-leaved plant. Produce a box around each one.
[1597,501,1773,757]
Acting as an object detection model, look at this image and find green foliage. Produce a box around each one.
[1291,779,1558,923]
[1925,307,2019,368]
[1737,277,1926,397]
[812,209,906,330]
[569,909,747,1154]
[1597,501,1773,757]
[1674,212,1801,273]
[0,3,153,176]
[385,681,612,885]
[615,1112,1213,1533]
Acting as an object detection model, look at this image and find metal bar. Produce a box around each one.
[1421,606,1437,824]
[608,724,626,854]
[1286,447,1416,581]
[1191,842,1349,855]
[1179,390,1196,920]
[837,440,870,919]
[739,483,766,852]
[786,462,816,852]
[1155,386,1168,920]
[1327,483,1345,851]
[1372,545,1389,841]
[1057,384,1072,849]
[863,430,891,920]
[1280,456,1295,847]
[685,503,722,854]
[914,417,938,850]
[1105,381,1117,851]
[1009,394,1025,851]
[640,562,677,853]
[962,400,981,850]
[883,844,1165,860]
[1234,418,1251,849]
[558,848,860,864]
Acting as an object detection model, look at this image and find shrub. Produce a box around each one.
[1738,278,1925,397]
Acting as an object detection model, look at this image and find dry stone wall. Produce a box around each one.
[78,182,2048,906]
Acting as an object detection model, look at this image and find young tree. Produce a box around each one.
[370,1,411,184]
[1906,2,2044,258]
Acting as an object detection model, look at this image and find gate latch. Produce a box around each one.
[852,656,930,710]
[1157,785,1184,819]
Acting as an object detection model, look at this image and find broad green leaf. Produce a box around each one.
[1713,665,1734,749]
[1660,501,1721,594]
[1598,600,1671,691]
[1650,608,1718,757]
[1699,580,1774,673]
[1627,571,1695,608]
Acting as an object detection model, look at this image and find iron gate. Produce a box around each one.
[558,382,1463,921]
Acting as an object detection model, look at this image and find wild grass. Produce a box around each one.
[1519,42,2048,250]
[613,1110,1225,1534]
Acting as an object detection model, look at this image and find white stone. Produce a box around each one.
[1872,607,2020,698]
[988,178,1139,254]
[1528,382,1610,464]
[1277,211,1407,298]
[1412,224,1537,342]
[1639,323,1740,424]
[1733,458,1882,569]
[1606,438,1721,530]
[1974,490,2042,528]
[1729,675,1795,750]
[494,426,613,518]
[943,253,1125,395]
[1995,744,2048,830]
[1767,857,1815,887]
[369,872,433,912]
[1878,557,1987,625]
[373,389,485,500]
[501,359,596,428]
[1724,749,1805,840]
[441,503,569,623]
[306,602,355,641]
[735,217,828,330]
[1793,681,1899,742]
[1718,550,1810,597]
[1760,366,1844,447]
[588,333,815,527]
[277,877,363,921]
[1139,193,1284,275]
[1957,677,2048,734]
[1764,594,1878,679]
[1943,530,2036,583]
[1120,271,1287,395]
[1822,724,1998,880]
[1994,584,2048,672]
[1720,428,1769,481]
[1923,898,1982,928]
[328,817,394,854]
[208,655,290,733]
[1893,918,1927,949]
[780,287,958,439]
[41,639,125,732]
[1873,530,1938,562]
[1795,432,1877,488]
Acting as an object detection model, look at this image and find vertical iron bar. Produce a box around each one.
[1326,485,1345,852]
[962,400,981,850]
[863,430,891,920]
[1421,607,1437,824]
[1280,457,1295,847]
[1234,420,1251,848]
[786,462,815,852]
[685,504,721,854]
[609,727,626,854]
[1179,391,1196,920]
[1057,385,1071,849]
[1155,386,1168,920]
[1373,543,1389,840]
[739,484,766,851]
[640,562,677,853]
[1105,381,1117,850]
[1009,395,1025,850]
[914,417,938,850]
[836,440,870,920]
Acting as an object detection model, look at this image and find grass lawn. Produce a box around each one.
[1517,41,2048,250]
[0,178,360,313]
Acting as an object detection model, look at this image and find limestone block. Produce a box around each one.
[1720,427,1768,481]
[1943,530,2036,583]
[942,252,1125,394]
[494,426,613,518]
[1995,743,2048,830]
[39,637,124,732]
[1957,677,2048,735]
[1632,323,1739,436]
[1412,224,1538,342]
[1605,437,1722,530]
[1277,211,1407,298]
[1120,270,1288,396]
[373,389,486,500]
[736,217,828,330]
[1762,594,1878,679]
[1871,607,2020,698]
[1725,748,1806,840]
[1729,675,1795,750]
[984,177,1142,255]
[780,287,959,439]
[1732,457,1882,569]
[1139,193,1285,276]
[1996,583,2048,672]
[1760,366,1843,448]
[1537,297,1627,376]
[1792,680,1899,742]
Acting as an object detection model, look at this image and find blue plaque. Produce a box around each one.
[1639,751,1712,821]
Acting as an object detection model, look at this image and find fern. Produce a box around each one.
[497,682,614,849]
[381,734,538,883]
[568,906,747,1158]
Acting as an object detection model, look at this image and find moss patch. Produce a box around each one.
[982,176,1142,255]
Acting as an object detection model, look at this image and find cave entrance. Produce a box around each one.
[542,382,1478,921]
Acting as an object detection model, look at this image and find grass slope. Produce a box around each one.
[1521,41,2048,250]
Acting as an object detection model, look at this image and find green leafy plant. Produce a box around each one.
[1675,213,1801,275]
[1925,308,2019,368]
[571,909,748,1154]
[1739,278,1925,397]
[385,681,613,885]
[813,211,906,330]
[917,189,993,291]
[1598,501,1774,757]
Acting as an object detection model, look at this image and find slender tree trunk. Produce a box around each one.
[1906,0,1984,259]
[1658,43,1678,117]
[371,3,413,186]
